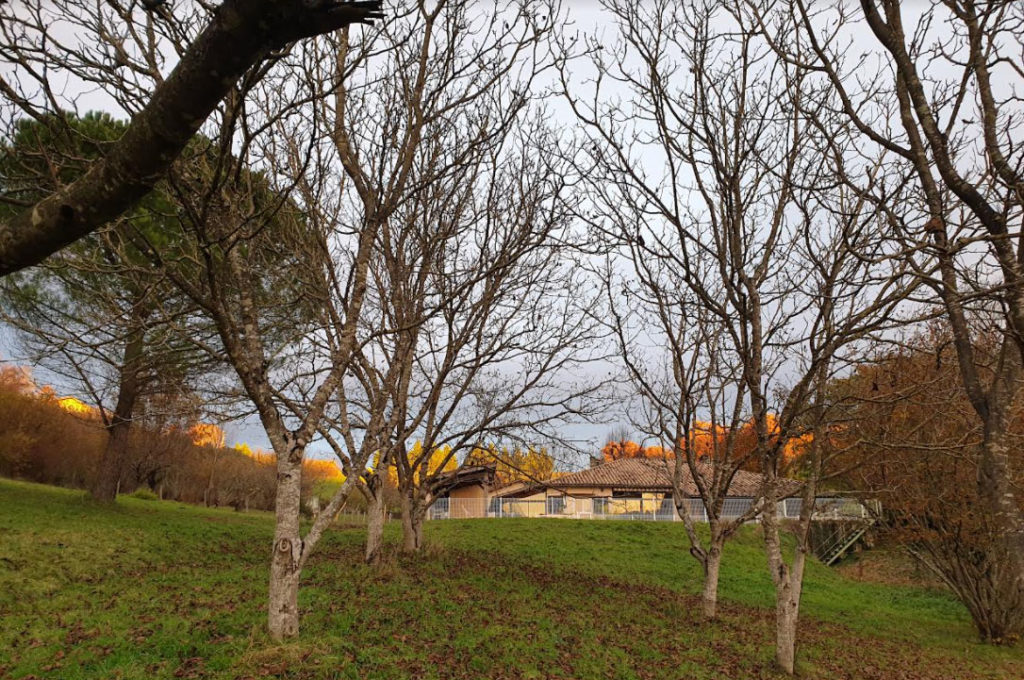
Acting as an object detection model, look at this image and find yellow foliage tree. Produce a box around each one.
[465,443,556,485]
[381,440,456,487]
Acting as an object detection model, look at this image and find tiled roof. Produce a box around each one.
[542,457,799,498]
[434,463,497,493]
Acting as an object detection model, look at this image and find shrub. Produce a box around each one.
[128,488,159,501]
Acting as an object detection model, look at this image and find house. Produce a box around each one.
[495,457,792,519]
[434,457,799,520]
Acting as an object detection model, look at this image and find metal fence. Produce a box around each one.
[427,496,876,522]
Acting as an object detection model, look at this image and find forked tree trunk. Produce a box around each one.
[268,455,304,641]
[365,480,387,565]
[90,324,145,502]
[674,491,727,620]
[762,494,810,676]
[265,444,360,640]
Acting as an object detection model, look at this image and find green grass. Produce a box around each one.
[1,478,1020,679]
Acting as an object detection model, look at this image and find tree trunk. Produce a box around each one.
[365,481,387,565]
[0,0,384,277]
[773,549,806,675]
[90,323,145,502]
[412,514,424,551]
[763,503,810,675]
[775,585,799,675]
[761,495,809,676]
[400,492,423,553]
[205,448,221,507]
[268,455,304,641]
[980,426,1024,560]
[978,426,1024,638]
[702,544,723,619]
[268,564,301,641]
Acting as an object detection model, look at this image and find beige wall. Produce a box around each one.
[450,484,487,500]
[448,484,489,518]
[487,487,672,518]
[501,497,546,518]
[544,489,668,516]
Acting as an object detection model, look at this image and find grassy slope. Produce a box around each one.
[0,479,1020,679]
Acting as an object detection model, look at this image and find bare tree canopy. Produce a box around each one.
[565,0,916,669]
[0,0,383,276]
[743,0,1024,646]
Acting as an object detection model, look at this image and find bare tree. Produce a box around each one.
[151,152,370,641]
[564,0,792,626]
[115,40,375,642]
[604,274,765,620]
[747,0,1024,642]
[566,0,912,671]
[132,0,585,635]
[0,0,399,641]
[382,123,600,552]
[299,0,601,557]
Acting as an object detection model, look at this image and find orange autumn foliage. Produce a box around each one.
[601,439,662,461]
[56,395,94,416]
[189,422,226,448]
[0,361,328,510]
[602,416,809,468]
[233,442,344,481]
[304,458,344,481]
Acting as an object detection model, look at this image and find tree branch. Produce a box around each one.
[0,0,383,276]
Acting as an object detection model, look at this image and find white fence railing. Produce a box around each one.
[427,496,877,522]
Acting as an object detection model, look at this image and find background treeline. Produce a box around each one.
[0,365,334,511]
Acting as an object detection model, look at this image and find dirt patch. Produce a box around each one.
[836,548,946,590]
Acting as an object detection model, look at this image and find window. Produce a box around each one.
[546,495,566,515]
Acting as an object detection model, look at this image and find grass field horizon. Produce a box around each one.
[1,478,1021,679]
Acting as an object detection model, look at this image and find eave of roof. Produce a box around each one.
[492,457,801,499]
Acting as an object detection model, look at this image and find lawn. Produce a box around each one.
[0,478,1020,679]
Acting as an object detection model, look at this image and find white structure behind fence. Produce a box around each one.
[427,496,876,522]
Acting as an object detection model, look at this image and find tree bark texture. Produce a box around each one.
[400,492,424,553]
[365,480,386,566]
[762,498,809,676]
[267,456,303,641]
[701,544,723,620]
[978,426,1024,639]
